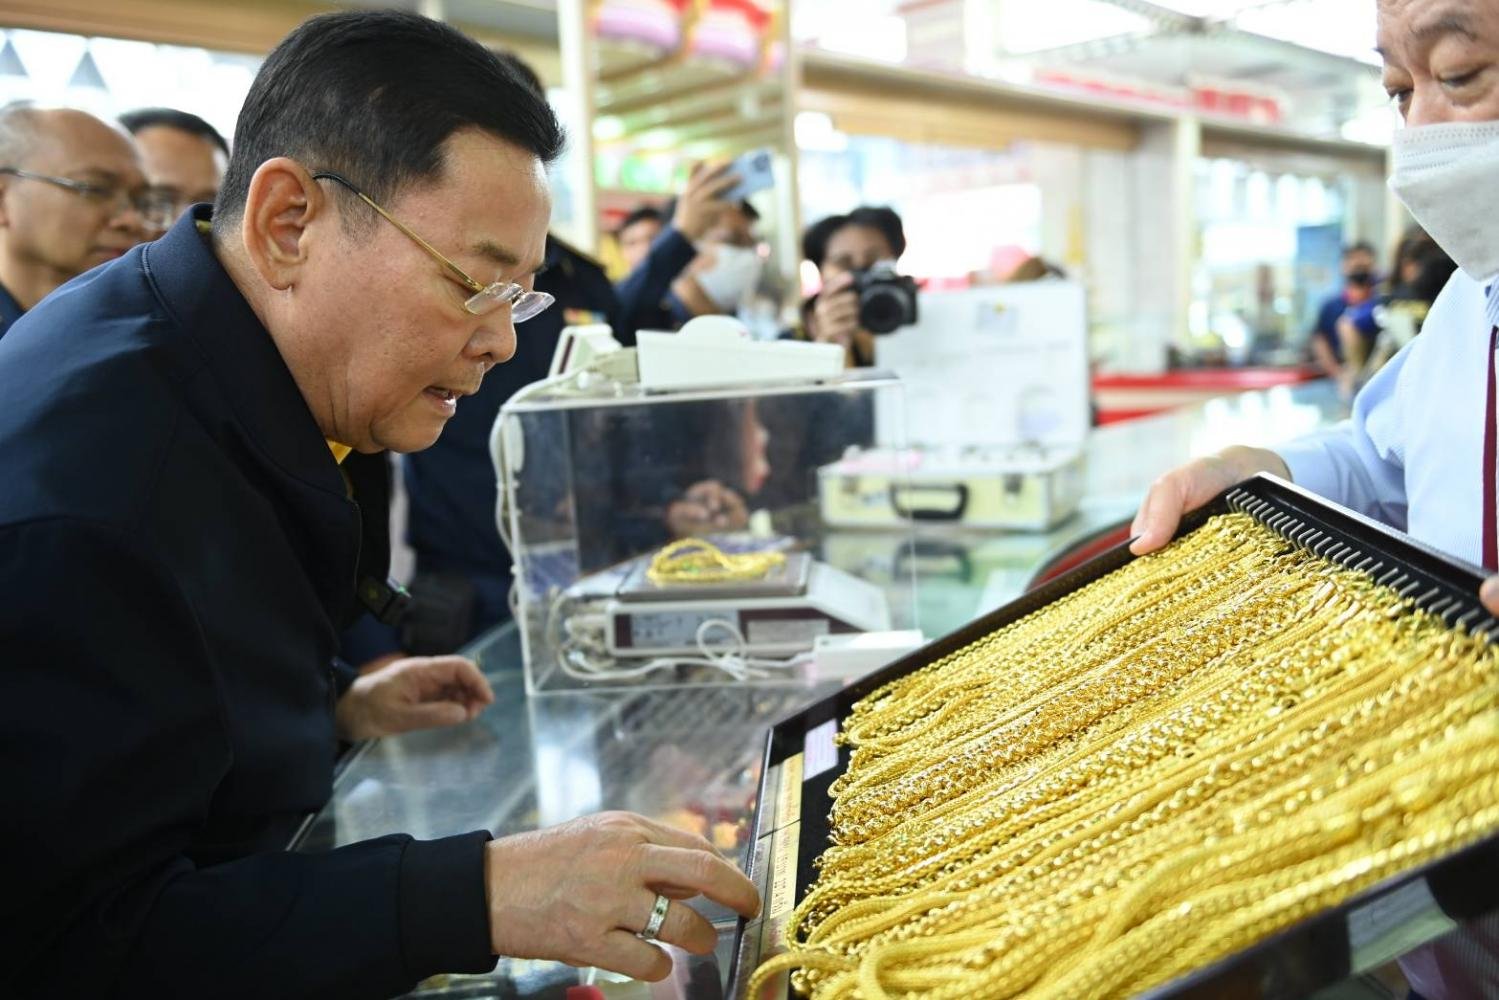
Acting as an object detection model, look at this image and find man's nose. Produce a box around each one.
[471,313,517,367]
[1404,88,1448,129]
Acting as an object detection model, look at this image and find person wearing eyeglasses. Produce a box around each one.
[0,102,167,339]
[119,106,230,224]
[0,11,757,999]
[393,52,748,651]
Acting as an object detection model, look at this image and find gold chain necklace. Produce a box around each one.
[748,513,1499,1000]
[645,538,785,585]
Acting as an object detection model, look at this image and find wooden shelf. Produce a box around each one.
[800,49,1387,164]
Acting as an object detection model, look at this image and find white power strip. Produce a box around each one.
[636,316,845,391]
[810,629,926,682]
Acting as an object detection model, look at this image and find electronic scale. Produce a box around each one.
[590,552,891,658]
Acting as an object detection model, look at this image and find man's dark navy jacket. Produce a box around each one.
[0,211,494,996]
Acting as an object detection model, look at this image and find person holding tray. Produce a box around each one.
[1134,2,1499,995]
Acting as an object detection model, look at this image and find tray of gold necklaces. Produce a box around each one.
[728,473,1499,1000]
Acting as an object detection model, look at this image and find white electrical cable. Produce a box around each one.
[491,366,594,561]
[546,590,812,683]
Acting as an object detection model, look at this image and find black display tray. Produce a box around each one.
[728,474,1499,1000]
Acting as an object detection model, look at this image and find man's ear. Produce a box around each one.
[238,157,326,292]
[0,174,13,229]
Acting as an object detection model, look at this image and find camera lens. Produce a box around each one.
[860,287,908,335]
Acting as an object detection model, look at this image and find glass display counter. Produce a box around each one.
[295,379,1346,998]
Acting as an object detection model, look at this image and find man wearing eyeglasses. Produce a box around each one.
[0,102,167,338]
[120,106,231,224]
[0,10,757,998]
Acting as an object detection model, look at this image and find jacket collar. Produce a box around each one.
[141,206,359,621]
[141,206,348,502]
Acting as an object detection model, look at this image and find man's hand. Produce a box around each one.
[665,479,749,538]
[1482,577,1499,616]
[809,272,861,352]
[1129,446,1290,556]
[334,655,494,741]
[485,811,760,982]
[672,162,739,242]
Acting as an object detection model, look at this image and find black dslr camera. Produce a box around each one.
[852,262,919,334]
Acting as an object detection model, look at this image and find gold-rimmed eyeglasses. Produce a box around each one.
[0,167,176,231]
[312,170,553,322]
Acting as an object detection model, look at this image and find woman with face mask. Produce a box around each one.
[1130,2,1499,996]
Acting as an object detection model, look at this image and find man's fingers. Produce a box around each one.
[396,699,469,732]
[693,160,733,183]
[1129,476,1186,556]
[1130,460,1236,556]
[588,929,674,982]
[452,658,495,704]
[410,656,494,704]
[628,891,718,954]
[634,844,760,919]
[635,814,725,855]
[1481,576,1499,616]
[700,171,741,200]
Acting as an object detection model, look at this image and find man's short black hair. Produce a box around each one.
[496,50,546,99]
[803,205,906,268]
[1344,240,1376,259]
[119,107,229,156]
[214,10,564,234]
[617,204,664,235]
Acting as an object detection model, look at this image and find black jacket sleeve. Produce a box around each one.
[613,224,697,344]
[0,519,495,998]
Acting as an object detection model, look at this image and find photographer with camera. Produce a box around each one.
[795,206,914,368]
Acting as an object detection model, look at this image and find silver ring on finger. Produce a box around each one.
[639,893,670,941]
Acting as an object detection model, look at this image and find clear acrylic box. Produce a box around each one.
[494,372,915,694]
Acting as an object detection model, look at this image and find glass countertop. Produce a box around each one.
[294,378,1346,998]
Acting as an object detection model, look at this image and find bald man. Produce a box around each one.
[120,107,229,224]
[0,103,167,338]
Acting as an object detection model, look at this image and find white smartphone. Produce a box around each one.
[723,148,775,202]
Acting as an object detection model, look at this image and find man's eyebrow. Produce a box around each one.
[471,239,521,267]
[471,239,547,277]
[1403,10,1478,48]
[72,168,124,183]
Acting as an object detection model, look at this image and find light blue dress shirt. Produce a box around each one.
[1278,268,1495,570]
[1278,267,1499,997]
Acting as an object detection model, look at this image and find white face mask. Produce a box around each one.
[1388,120,1499,283]
[693,243,764,311]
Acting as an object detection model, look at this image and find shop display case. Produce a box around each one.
[494,371,915,695]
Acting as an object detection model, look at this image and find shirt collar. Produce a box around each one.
[141,205,347,501]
